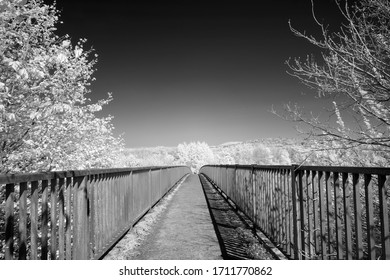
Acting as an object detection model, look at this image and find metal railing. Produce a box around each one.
[200,164,390,260]
[0,166,190,260]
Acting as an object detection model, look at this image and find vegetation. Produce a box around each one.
[0,0,123,173]
[274,0,390,167]
[0,0,123,259]
[117,137,389,170]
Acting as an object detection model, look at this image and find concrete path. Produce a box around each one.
[134,174,222,259]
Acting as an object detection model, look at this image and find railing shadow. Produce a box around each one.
[200,175,273,260]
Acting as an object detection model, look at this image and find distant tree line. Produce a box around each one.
[117,138,388,173]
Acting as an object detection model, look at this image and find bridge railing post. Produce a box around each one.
[252,165,256,232]
[291,165,300,260]
[73,174,90,260]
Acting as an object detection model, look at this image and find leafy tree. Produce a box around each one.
[177,141,214,173]
[232,144,254,164]
[270,148,291,165]
[117,151,141,168]
[275,0,390,166]
[252,144,273,165]
[0,0,123,173]
[214,148,235,164]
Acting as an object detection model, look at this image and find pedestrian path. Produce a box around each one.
[134,174,222,259]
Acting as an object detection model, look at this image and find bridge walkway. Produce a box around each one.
[104,173,276,260]
[105,174,223,260]
[134,174,222,259]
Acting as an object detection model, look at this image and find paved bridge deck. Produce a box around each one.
[104,174,275,260]
[134,174,222,259]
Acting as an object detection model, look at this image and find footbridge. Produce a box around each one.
[1,164,390,260]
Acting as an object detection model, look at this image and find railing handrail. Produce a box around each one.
[200,164,390,260]
[0,165,191,260]
[0,165,189,184]
[201,164,390,175]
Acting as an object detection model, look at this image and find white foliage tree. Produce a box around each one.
[215,149,236,164]
[176,141,214,173]
[0,0,123,173]
[252,144,273,165]
[271,148,291,165]
[232,144,254,164]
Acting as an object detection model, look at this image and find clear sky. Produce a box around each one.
[50,0,346,148]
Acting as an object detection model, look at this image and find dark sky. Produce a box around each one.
[50,0,346,148]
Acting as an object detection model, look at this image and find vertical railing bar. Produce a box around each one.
[41,180,48,260]
[50,178,58,260]
[118,173,121,232]
[121,173,125,230]
[263,170,270,236]
[89,174,96,259]
[30,181,38,260]
[73,176,79,259]
[306,170,312,259]
[364,174,375,260]
[65,177,72,260]
[101,174,105,252]
[84,175,90,259]
[103,173,107,249]
[268,170,272,238]
[104,173,108,247]
[5,183,15,260]
[108,173,116,243]
[278,169,282,246]
[291,166,299,259]
[80,175,89,260]
[130,171,134,225]
[258,170,263,232]
[281,169,286,252]
[226,167,229,201]
[120,177,124,235]
[272,170,277,243]
[272,170,277,241]
[234,165,237,213]
[261,170,266,234]
[271,169,275,241]
[333,172,343,259]
[325,171,332,259]
[118,173,121,234]
[125,172,129,228]
[378,175,390,260]
[58,178,65,260]
[97,174,103,254]
[318,171,326,260]
[353,173,364,259]
[286,169,291,256]
[149,169,152,210]
[342,172,353,260]
[107,173,111,245]
[252,166,256,232]
[114,174,118,240]
[18,182,27,260]
[312,171,319,258]
[298,169,306,260]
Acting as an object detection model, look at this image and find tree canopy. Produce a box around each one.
[177,141,215,173]
[0,0,123,173]
[277,0,390,166]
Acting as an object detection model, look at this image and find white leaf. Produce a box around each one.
[56,53,68,63]
[74,47,83,58]
[8,60,20,71]
[62,40,71,48]
[18,68,29,79]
